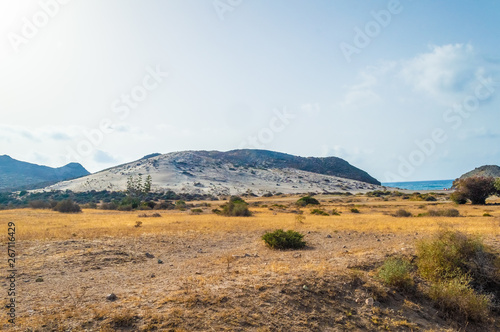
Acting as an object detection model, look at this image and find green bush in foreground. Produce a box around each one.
[310,208,329,216]
[262,229,306,250]
[377,257,414,290]
[53,199,82,213]
[416,230,498,322]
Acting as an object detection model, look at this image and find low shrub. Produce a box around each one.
[296,196,320,207]
[191,208,203,214]
[450,191,468,205]
[53,199,82,213]
[29,200,51,209]
[377,257,414,290]
[393,209,412,217]
[101,202,118,210]
[262,229,306,250]
[310,208,329,216]
[428,275,490,322]
[350,208,360,213]
[221,196,251,217]
[138,213,161,218]
[427,209,460,217]
[331,208,341,216]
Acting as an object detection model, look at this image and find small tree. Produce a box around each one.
[296,196,320,207]
[453,176,495,205]
[53,199,82,213]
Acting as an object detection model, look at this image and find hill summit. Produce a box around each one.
[44,149,382,195]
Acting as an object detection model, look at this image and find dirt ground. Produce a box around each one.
[1,194,500,331]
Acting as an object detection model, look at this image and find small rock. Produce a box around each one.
[365,297,374,306]
[158,259,163,264]
[342,245,347,249]
[145,253,155,259]
[197,249,203,253]
[293,253,301,258]
[243,253,251,257]
[35,277,43,282]
[326,234,332,238]
[303,285,309,290]
[106,293,117,301]
[151,274,156,278]
[377,239,381,242]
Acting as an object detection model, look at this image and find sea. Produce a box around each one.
[381,179,454,191]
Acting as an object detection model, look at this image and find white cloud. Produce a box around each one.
[399,44,485,101]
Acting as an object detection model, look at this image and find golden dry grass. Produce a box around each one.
[1,194,499,331]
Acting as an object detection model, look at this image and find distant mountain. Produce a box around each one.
[0,155,90,191]
[43,149,382,195]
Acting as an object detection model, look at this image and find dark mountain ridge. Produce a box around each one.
[0,155,90,191]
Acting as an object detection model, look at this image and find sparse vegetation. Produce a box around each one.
[262,229,306,250]
[350,208,360,213]
[427,209,460,217]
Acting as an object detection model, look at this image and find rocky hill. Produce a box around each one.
[43,149,382,195]
[457,165,500,180]
[0,155,90,191]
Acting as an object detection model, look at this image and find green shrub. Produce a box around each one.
[53,199,82,213]
[175,200,187,210]
[262,229,306,250]
[310,208,329,216]
[221,196,251,217]
[428,275,490,322]
[483,213,492,217]
[350,208,360,213]
[331,208,341,216]
[393,209,412,217]
[416,230,484,282]
[191,208,203,214]
[377,257,414,290]
[296,196,320,207]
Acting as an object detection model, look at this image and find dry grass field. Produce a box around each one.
[1,193,500,331]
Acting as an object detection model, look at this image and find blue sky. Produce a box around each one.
[1,0,499,182]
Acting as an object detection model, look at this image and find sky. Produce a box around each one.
[1,0,500,182]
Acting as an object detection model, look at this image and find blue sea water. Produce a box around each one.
[381,179,454,191]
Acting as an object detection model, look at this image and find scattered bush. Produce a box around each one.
[416,230,499,322]
[331,208,341,216]
[53,199,82,213]
[453,176,496,205]
[101,202,118,210]
[29,200,51,209]
[138,213,161,218]
[221,196,251,217]
[417,230,484,281]
[296,196,320,207]
[262,229,306,250]
[450,191,468,205]
[134,221,142,228]
[483,213,492,217]
[191,208,203,214]
[350,208,360,213]
[212,208,221,215]
[393,209,412,217]
[310,208,329,216]
[427,209,460,217]
[175,200,187,211]
[377,257,414,290]
[428,275,490,322]
[154,201,175,210]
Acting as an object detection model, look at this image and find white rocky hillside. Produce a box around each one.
[42,151,384,196]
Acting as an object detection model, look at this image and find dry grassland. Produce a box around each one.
[1,194,499,331]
